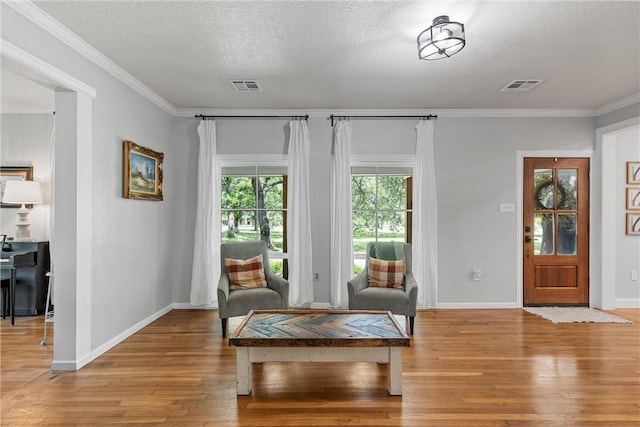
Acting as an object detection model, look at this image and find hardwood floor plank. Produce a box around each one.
[1,308,638,426]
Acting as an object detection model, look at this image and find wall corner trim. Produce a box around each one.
[1,38,96,98]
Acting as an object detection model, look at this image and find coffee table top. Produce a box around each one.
[229,310,410,347]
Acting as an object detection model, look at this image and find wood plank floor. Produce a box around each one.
[1,309,638,426]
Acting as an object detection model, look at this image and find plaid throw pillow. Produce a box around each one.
[367,257,405,289]
[225,254,267,290]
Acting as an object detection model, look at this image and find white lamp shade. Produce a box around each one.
[2,180,43,204]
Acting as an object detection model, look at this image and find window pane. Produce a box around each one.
[377,176,406,210]
[534,213,554,255]
[352,175,377,210]
[353,259,366,275]
[352,210,375,256]
[259,176,284,209]
[259,210,284,252]
[534,169,554,210]
[221,210,257,243]
[377,211,406,241]
[221,176,255,209]
[558,213,577,255]
[558,169,577,210]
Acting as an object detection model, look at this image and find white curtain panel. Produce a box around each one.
[414,120,438,307]
[287,119,314,306]
[330,119,353,308]
[190,119,221,306]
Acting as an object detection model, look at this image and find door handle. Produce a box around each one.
[524,236,532,243]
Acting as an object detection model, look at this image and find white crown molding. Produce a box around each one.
[4,0,175,115]
[594,93,640,116]
[1,38,96,98]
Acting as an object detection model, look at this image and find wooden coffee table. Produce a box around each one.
[229,309,410,396]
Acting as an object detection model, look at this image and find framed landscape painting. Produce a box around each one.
[123,140,164,201]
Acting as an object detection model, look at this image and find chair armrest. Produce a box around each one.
[347,270,368,302]
[266,271,289,309]
[404,272,418,316]
[217,274,230,319]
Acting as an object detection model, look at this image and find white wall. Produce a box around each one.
[2,4,195,362]
[615,126,640,302]
[0,113,54,241]
[173,115,598,307]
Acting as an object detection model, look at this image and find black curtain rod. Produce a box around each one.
[195,114,309,121]
[330,114,437,127]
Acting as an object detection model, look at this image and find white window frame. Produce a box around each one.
[351,155,415,261]
[218,155,289,262]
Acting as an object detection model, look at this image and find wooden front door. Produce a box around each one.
[523,158,590,305]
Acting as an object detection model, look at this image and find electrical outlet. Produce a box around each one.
[314,273,319,280]
[631,271,638,281]
[472,268,481,281]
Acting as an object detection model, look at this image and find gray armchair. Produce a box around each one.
[218,241,289,338]
[347,242,418,335]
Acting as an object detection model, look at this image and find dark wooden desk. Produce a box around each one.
[1,241,50,321]
[229,310,410,395]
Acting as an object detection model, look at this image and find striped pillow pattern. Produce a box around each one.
[367,257,405,289]
[225,254,267,290]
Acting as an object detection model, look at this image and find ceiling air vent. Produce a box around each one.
[229,79,263,93]
[500,79,543,93]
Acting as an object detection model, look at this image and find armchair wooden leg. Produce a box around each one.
[409,316,414,336]
[221,318,227,338]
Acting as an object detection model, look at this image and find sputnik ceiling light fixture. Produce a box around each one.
[417,15,466,60]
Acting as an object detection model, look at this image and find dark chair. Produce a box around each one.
[1,272,10,318]
[1,251,37,324]
[217,241,289,338]
[347,242,418,335]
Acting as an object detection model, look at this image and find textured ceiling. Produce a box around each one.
[21,1,640,110]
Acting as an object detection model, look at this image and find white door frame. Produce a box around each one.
[1,39,96,370]
[595,117,640,310]
[516,150,594,308]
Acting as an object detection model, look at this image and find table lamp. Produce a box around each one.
[2,180,43,241]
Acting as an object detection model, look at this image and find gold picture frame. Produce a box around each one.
[123,140,164,201]
[627,161,640,185]
[627,212,640,236]
[0,166,34,208]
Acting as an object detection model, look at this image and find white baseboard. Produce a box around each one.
[310,303,331,309]
[615,298,640,308]
[51,359,83,371]
[88,304,174,363]
[433,302,520,309]
[172,302,218,310]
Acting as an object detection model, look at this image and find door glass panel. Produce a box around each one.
[534,213,554,255]
[558,213,577,255]
[534,169,554,210]
[558,169,577,210]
